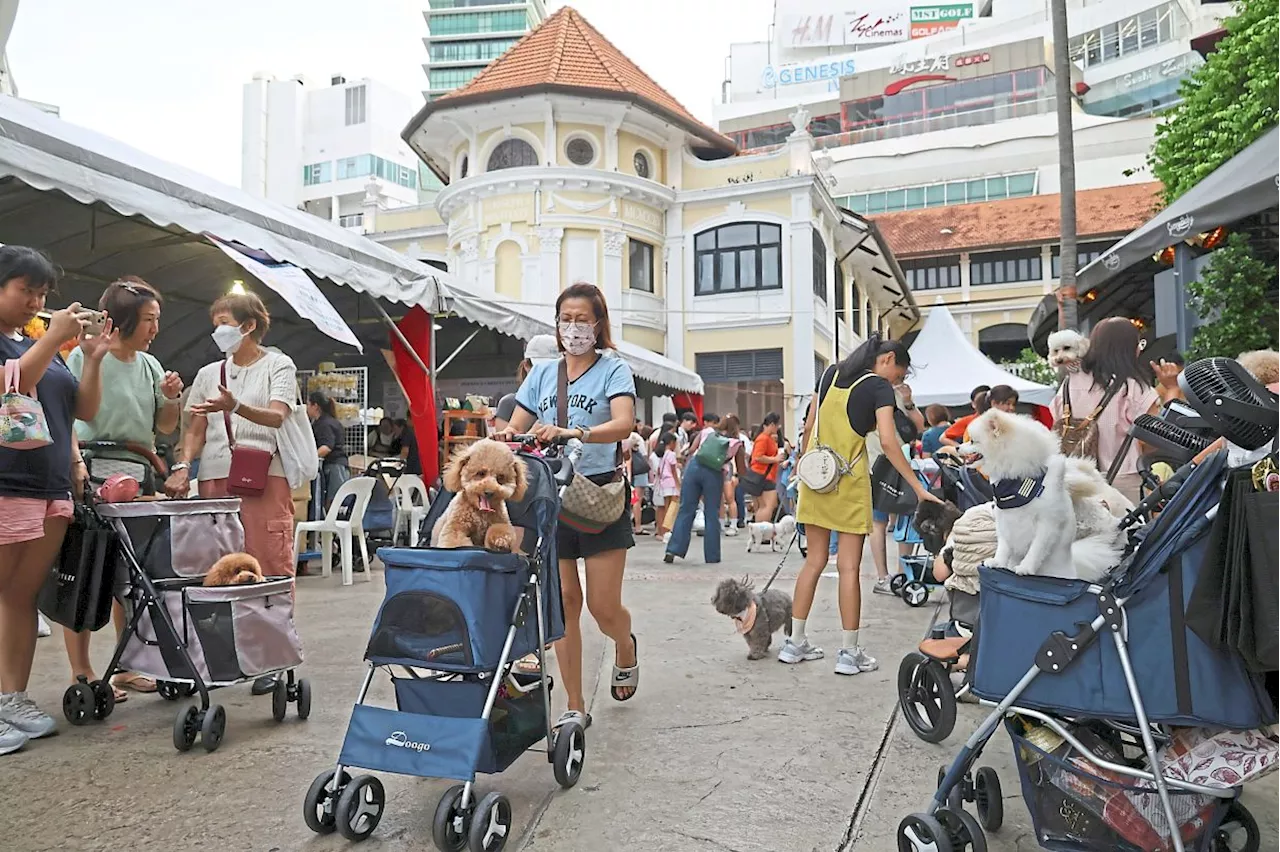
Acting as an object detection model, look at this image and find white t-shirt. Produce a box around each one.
[187,350,298,481]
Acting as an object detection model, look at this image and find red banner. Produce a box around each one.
[391,306,439,485]
[671,392,704,423]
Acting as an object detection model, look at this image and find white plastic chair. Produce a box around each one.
[392,474,432,546]
[294,477,376,586]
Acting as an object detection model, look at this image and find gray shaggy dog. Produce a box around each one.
[712,576,793,660]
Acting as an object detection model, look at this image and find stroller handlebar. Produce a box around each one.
[509,435,581,486]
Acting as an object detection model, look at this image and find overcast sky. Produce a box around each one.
[7,0,773,186]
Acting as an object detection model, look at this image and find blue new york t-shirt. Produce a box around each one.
[515,354,636,477]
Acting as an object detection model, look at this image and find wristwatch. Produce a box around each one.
[170,462,190,473]
[578,426,592,443]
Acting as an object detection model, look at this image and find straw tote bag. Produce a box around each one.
[555,360,627,534]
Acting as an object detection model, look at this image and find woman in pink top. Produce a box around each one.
[1050,318,1160,503]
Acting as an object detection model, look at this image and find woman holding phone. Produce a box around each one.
[0,246,114,755]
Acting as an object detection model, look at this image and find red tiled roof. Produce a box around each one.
[870,182,1163,257]
[434,7,735,153]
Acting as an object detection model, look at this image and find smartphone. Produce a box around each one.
[36,309,108,336]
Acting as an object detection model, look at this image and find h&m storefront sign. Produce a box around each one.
[778,2,976,47]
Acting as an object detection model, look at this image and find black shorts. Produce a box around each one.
[557,474,634,561]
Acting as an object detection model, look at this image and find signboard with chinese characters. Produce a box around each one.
[889,51,989,75]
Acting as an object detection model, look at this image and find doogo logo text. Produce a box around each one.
[385,731,431,752]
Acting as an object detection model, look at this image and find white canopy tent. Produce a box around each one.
[907,305,1055,407]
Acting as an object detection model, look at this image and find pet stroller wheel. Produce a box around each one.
[88,679,115,720]
[1212,801,1260,852]
[432,784,472,852]
[903,580,930,607]
[62,682,94,726]
[467,791,513,852]
[936,807,987,852]
[890,573,909,594]
[173,704,200,752]
[897,653,956,743]
[303,769,350,835]
[156,680,184,701]
[272,678,289,722]
[897,813,954,852]
[552,720,586,789]
[295,677,312,720]
[335,774,385,842]
[200,704,227,752]
[935,765,965,812]
[973,767,1003,832]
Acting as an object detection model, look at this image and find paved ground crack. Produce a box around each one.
[671,827,749,852]
[837,601,944,851]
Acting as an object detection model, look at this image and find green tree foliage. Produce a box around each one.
[1149,0,1278,204]
[1185,233,1279,360]
[1001,348,1059,386]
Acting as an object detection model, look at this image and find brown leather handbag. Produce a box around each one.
[1055,378,1121,468]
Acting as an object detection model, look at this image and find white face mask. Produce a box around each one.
[558,321,597,356]
[211,324,248,355]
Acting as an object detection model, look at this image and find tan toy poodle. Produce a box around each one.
[203,553,264,586]
[432,438,528,553]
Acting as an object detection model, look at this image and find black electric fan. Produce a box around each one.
[1178,358,1279,451]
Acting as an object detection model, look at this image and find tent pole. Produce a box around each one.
[436,329,481,376]
[365,293,431,377]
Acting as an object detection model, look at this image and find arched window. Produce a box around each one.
[487,138,538,171]
[693,222,783,295]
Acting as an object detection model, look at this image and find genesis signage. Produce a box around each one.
[762,55,857,90]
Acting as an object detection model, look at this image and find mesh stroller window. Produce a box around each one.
[367,592,472,667]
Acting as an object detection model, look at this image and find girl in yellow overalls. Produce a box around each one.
[784,334,942,675]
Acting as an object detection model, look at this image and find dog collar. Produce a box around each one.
[992,473,1046,510]
[732,600,758,635]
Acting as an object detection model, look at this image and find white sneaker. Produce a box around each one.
[725,525,738,537]
[36,613,51,638]
[778,638,825,664]
[0,692,57,739]
[0,718,27,755]
[834,647,879,675]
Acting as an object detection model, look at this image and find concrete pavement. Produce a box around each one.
[3,532,1275,851]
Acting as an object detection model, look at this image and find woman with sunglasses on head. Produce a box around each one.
[63,277,185,704]
[492,283,639,731]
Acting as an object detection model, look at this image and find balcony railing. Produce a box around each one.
[817,97,1057,149]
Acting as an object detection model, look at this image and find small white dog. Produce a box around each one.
[746,515,797,553]
[963,410,1112,582]
[1047,329,1089,375]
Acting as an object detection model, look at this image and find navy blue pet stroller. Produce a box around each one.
[897,452,1275,852]
[303,442,580,851]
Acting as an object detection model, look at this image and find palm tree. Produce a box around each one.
[1051,0,1079,330]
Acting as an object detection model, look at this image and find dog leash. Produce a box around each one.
[759,529,800,594]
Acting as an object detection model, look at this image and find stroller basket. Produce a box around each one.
[98,499,245,581]
[370,547,562,674]
[338,677,548,782]
[971,561,1273,729]
[120,577,303,687]
[1008,719,1227,852]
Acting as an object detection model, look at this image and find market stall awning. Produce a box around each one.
[1077,126,1279,295]
[440,280,704,394]
[0,95,447,375]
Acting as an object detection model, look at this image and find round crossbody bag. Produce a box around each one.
[796,373,873,494]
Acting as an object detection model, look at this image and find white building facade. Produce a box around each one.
[241,74,427,233]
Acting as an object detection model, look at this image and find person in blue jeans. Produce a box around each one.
[664,414,747,565]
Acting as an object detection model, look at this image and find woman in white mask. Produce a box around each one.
[493,283,640,730]
[163,292,299,695]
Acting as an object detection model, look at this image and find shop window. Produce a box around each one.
[695,349,784,429]
[628,240,654,293]
[487,138,538,171]
[970,248,1043,286]
[693,223,783,295]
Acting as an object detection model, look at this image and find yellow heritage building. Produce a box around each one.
[370,7,918,434]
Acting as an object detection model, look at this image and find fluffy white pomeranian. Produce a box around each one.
[962,410,1116,582]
